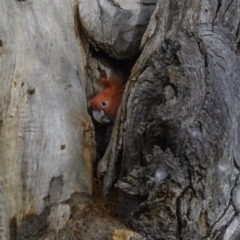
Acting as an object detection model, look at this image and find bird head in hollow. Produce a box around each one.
[91,77,124,124]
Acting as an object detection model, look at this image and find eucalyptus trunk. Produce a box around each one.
[101,0,240,239]
[0,0,94,238]
[1,0,240,239]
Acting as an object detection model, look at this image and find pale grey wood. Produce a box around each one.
[78,0,157,59]
[0,0,94,238]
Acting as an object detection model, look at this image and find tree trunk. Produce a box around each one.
[0,0,95,238]
[0,0,155,239]
[101,0,240,239]
[1,0,240,239]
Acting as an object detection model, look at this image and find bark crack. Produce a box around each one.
[176,186,192,240]
[107,0,123,9]
[213,0,222,23]
[233,155,240,171]
[205,204,232,239]
[73,1,81,39]
[223,0,235,18]
[206,174,240,239]
[235,21,240,54]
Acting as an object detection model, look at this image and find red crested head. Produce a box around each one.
[91,77,124,118]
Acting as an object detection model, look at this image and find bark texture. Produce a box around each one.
[101,0,240,239]
[78,0,157,59]
[0,0,155,239]
[0,0,94,238]
[1,0,240,239]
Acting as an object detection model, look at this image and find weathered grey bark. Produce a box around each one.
[0,0,95,239]
[0,0,155,239]
[101,0,240,239]
[78,0,157,59]
[1,0,239,239]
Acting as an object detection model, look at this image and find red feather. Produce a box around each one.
[91,77,124,118]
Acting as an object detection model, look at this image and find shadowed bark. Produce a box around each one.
[101,0,240,239]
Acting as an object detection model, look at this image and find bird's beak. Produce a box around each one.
[92,110,111,124]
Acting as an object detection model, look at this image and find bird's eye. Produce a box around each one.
[101,101,107,107]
